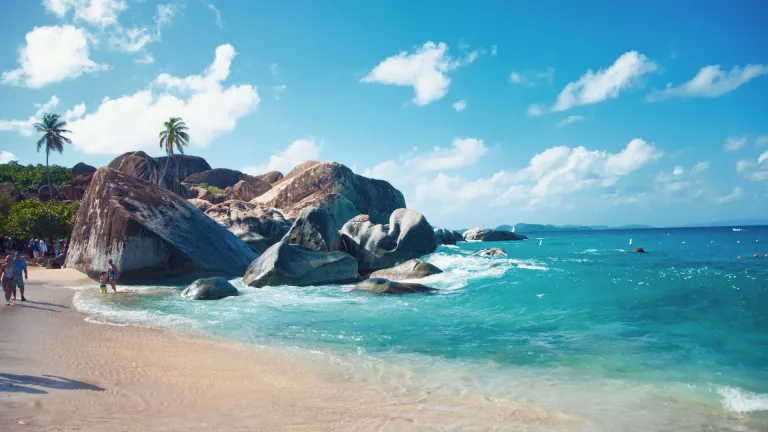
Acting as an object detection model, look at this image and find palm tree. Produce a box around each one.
[34,113,71,199]
[158,117,190,186]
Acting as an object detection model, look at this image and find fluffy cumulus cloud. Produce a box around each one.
[242,138,321,175]
[361,42,478,105]
[0,151,16,163]
[44,0,127,28]
[647,64,768,101]
[737,151,768,181]
[557,115,584,128]
[552,51,658,112]
[724,136,747,152]
[2,25,107,88]
[60,44,259,154]
[365,138,662,213]
[452,100,467,112]
[715,187,743,204]
[508,67,554,86]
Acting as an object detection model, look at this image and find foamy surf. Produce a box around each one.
[718,387,768,413]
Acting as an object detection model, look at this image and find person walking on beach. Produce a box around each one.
[39,239,48,258]
[1,255,17,306]
[106,259,119,293]
[13,252,28,301]
[31,239,39,260]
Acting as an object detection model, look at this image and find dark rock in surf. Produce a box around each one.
[473,247,507,257]
[462,227,527,242]
[181,277,238,300]
[353,278,438,295]
[631,248,646,253]
[368,259,442,280]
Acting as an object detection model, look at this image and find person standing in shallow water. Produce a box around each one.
[106,259,119,293]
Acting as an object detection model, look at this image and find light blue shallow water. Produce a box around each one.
[74,227,768,430]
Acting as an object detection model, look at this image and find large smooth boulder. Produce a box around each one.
[434,228,458,245]
[353,278,438,295]
[108,151,191,197]
[72,162,97,177]
[243,242,358,288]
[65,168,259,282]
[182,168,262,190]
[252,162,405,224]
[154,154,212,182]
[281,207,342,252]
[232,179,271,202]
[188,198,213,212]
[452,230,464,242]
[58,173,93,201]
[340,209,438,273]
[181,277,238,300]
[254,171,283,184]
[462,227,528,242]
[369,259,442,281]
[265,192,358,229]
[0,183,23,210]
[474,247,507,257]
[205,200,291,253]
[38,185,58,202]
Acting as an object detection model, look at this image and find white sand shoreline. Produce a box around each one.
[1,268,584,432]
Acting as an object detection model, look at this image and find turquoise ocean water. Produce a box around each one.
[74,227,768,430]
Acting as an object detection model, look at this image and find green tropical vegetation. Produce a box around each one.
[0,161,72,193]
[198,182,224,195]
[34,113,72,196]
[158,117,190,185]
[1,199,80,247]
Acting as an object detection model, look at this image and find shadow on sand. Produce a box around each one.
[0,374,105,394]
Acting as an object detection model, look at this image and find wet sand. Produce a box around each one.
[0,268,581,432]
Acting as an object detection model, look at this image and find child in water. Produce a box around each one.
[99,272,107,294]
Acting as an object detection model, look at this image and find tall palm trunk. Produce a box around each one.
[46,148,52,200]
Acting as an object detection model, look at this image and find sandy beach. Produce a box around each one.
[0,267,580,432]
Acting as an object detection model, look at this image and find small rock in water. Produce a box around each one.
[353,278,438,295]
[473,247,507,257]
[369,259,442,280]
[181,277,239,300]
[631,248,646,253]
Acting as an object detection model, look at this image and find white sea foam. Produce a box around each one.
[73,289,198,330]
[718,387,768,413]
[419,252,548,290]
[582,249,598,254]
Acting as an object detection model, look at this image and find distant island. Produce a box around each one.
[496,223,654,233]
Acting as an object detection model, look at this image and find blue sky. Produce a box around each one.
[0,0,767,229]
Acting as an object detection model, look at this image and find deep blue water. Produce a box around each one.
[74,226,768,430]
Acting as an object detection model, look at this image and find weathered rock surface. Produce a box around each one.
[58,173,93,201]
[72,162,97,177]
[340,209,437,273]
[474,247,507,257]
[188,198,213,212]
[243,242,358,288]
[631,248,646,253]
[434,228,458,245]
[205,200,291,253]
[353,278,438,295]
[369,259,442,280]
[38,185,58,202]
[181,277,238,300]
[462,227,528,242]
[0,182,23,207]
[189,186,215,203]
[267,192,358,229]
[254,171,284,184]
[232,179,271,202]
[108,151,191,197]
[252,162,405,224]
[182,168,261,190]
[452,230,464,242]
[154,154,212,182]
[281,207,342,252]
[65,168,258,282]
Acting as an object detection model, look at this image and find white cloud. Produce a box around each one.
[2,25,107,88]
[736,153,768,181]
[557,115,584,128]
[361,41,475,106]
[724,136,747,152]
[715,187,743,204]
[109,26,152,53]
[553,51,658,112]
[155,3,179,29]
[756,136,768,147]
[647,64,768,101]
[527,104,544,117]
[273,84,287,100]
[759,151,768,165]
[691,161,709,174]
[44,0,127,28]
[672,165,685,176]
[491,45,497,56]
[61,44,259,154]
[270,63,278,75]
[0,95,61,136]
[242,138,321,175]
[135,52,155,65]
[1,151,16,163]
[452,100,467,112]
[207,3,223,28]
[508,67,554,86]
